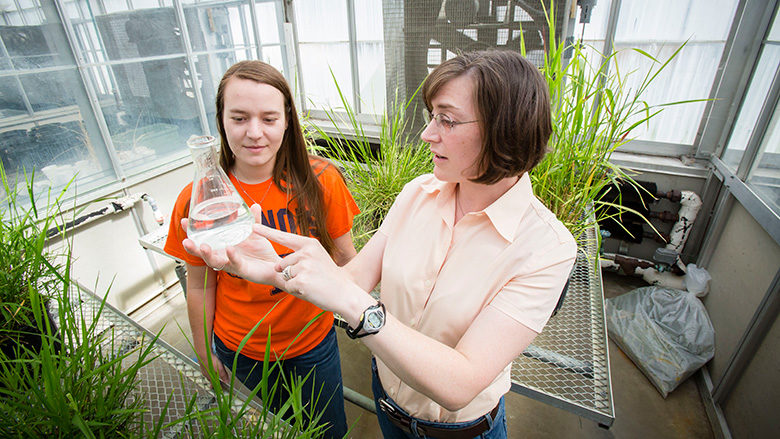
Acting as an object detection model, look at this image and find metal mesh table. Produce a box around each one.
[510,225,614,427]
[65,285,269,436]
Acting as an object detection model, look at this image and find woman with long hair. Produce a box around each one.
[165,60,357,438]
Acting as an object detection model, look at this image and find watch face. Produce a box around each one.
[365,308,385,331]
[366,312,382,328]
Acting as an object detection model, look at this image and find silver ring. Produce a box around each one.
[213,264,224,272]
[282,265,293,281]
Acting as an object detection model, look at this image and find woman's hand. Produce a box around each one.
[254,224,370,318]
[182,204,283,287]
[197,347,231,384]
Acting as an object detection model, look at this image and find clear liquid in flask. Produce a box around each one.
[185,134,254,250]
[187,196,254,250]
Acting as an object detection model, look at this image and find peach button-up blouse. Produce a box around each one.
[376,173,577,422]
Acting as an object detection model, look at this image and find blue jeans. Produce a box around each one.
[214,326,348,439]
[371,358,507,439]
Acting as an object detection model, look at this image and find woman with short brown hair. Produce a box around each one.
[185,50,576,438]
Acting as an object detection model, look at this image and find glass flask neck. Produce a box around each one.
[187,135,221,171]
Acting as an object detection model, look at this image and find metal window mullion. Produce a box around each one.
[10,75,35,118]
[346,0,360,113]
[282,0,305,112]
[93,0,107,15]
[74,23,111,96]
[236,1,253,59]
[586,0,621,131]
[735,54,780,179]
[13,0,28,25]
[599,0,621,59]
[711,156,780,245]
[694,0,778,158]
[247,0,265,61]
[34,0,46,24]
[173,0,211,136]
[53,0,124,180]
[83,0,124,105]
[560,0,574,49]
[0,35,36,117]
[695,164,734,270]
[274,0,289,69]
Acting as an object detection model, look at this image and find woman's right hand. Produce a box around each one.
[182,204,284,288]
[196,346,230,383]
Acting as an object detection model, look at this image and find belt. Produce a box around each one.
[378,398,500,439]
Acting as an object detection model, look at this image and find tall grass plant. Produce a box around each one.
[308,75,432,250]
[528,3,698,239]
[0,161,332,437]
[0,163,68,334]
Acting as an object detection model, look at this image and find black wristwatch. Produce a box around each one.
[346,301,386,339]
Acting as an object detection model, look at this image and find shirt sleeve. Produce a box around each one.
[163,183,208,266]
[489,238,577,333]
[318,162,360,239]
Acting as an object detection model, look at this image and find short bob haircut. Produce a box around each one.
[422,50,552,185]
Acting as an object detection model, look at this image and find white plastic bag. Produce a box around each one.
[606,286,715,398]
[684,263,712,297]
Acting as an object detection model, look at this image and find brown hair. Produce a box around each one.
[215,60,336,255]
[422,50,552,184]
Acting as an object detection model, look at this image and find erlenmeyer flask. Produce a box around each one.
[186,135,253,250]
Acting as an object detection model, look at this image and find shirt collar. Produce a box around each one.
[484,173,533,242]
[421,173,534,242]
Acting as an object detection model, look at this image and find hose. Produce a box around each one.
[47,193,164,238]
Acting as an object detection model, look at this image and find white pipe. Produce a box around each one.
[666,190,702,253]
[601,189,702,292]
[639,267,686,290]
[600,255,686,290]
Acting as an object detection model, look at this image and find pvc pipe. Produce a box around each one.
[666,190,702,253]
[343,385,376,413]
[639,267,686,290]
[601,254,686,290]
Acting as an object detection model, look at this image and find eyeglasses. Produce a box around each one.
[424,110,478,131]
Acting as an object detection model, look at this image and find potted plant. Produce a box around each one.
[0,164,68,359]
[0,163,161,436]
[529,5,691,241]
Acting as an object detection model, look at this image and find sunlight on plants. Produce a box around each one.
[307,71,432,250]
[529,2,700,240]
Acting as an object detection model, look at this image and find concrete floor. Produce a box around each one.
[132,271,714,438]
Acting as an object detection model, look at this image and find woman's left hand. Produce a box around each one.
[253,224,353,314]
[182,204,283,287]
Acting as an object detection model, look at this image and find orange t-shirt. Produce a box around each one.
[164,158,359,360]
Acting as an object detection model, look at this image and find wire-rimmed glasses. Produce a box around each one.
[424,110,479,131]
